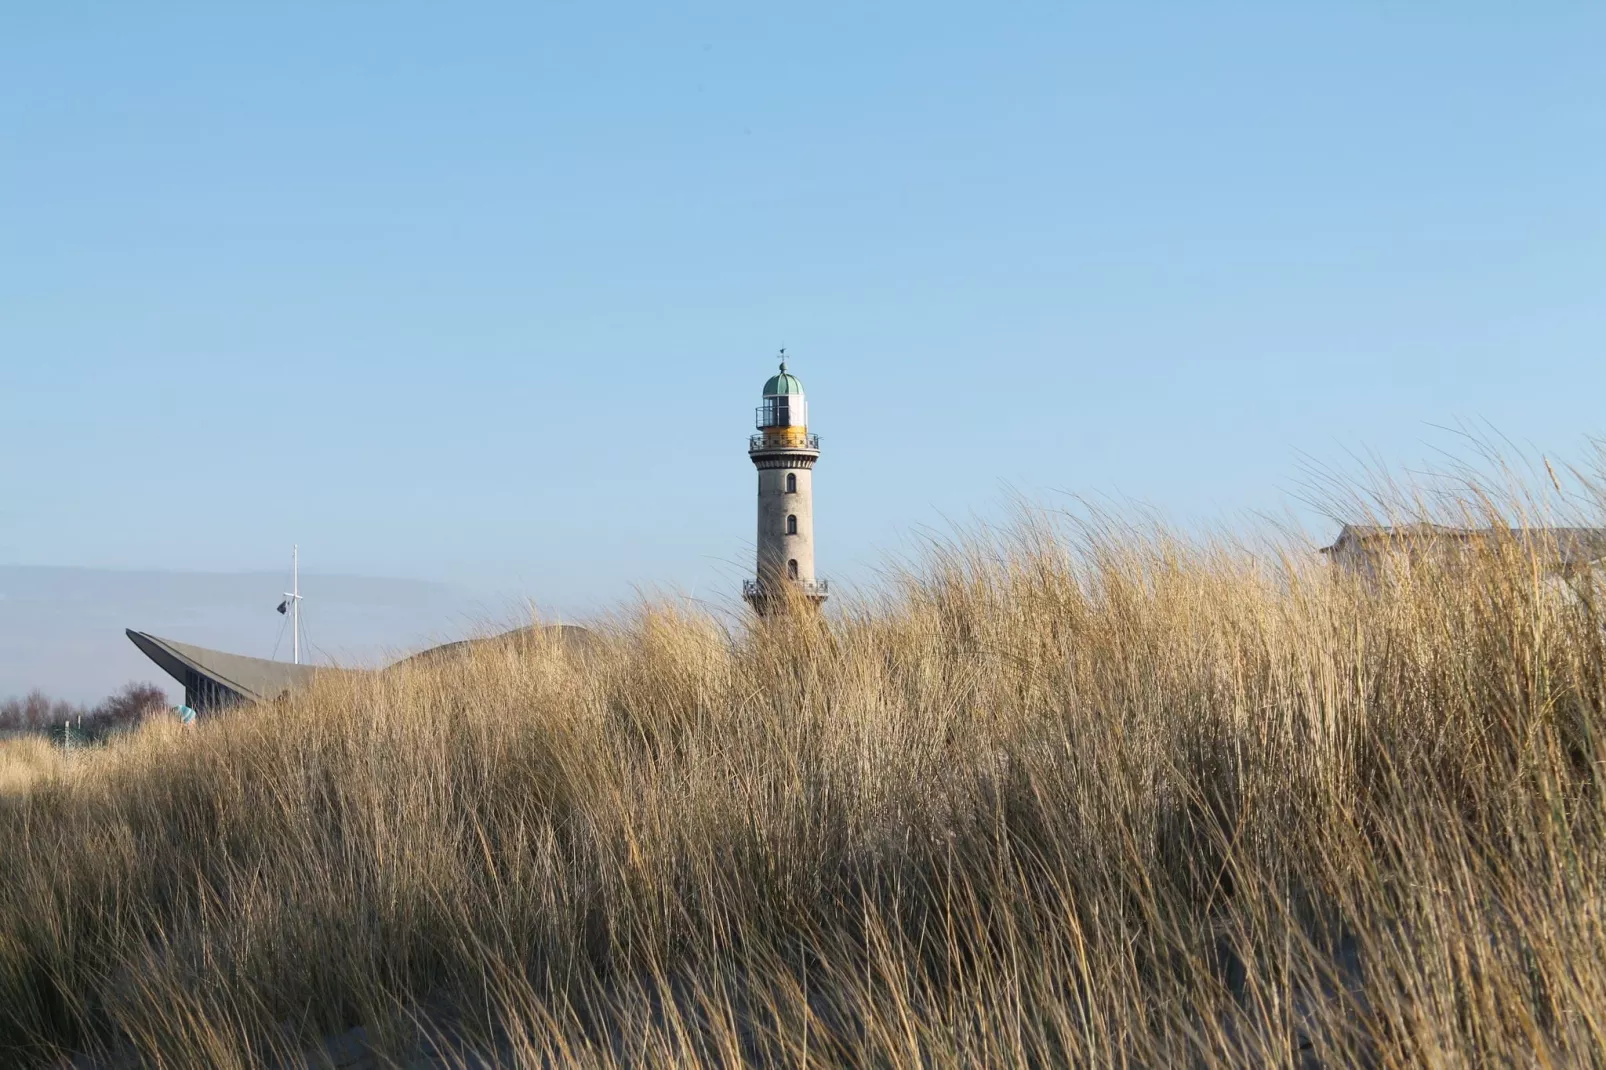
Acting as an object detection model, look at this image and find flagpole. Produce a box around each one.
[292,545,300,665]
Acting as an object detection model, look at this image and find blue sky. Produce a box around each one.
[4,3,1604,617]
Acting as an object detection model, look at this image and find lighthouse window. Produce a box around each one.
[786,473,796,494]
[786,514,798,535]
[788,559,799,580]
[763,396,792,427]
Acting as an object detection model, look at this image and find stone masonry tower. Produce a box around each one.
[743,351,828,614]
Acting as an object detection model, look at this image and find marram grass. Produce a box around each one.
[4,507,1606,1067]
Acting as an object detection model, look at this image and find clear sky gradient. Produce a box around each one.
[5,3,1604,617]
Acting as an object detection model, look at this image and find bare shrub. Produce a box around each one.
[0,684,167,743]
[0,691,81,734]
[85,683,168,739]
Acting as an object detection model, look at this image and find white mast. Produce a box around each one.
[284,545,303,665]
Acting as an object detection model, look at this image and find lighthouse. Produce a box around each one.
[743,352,828,613]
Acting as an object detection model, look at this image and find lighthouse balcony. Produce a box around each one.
[749,432,821,452]
[743,578,829,600]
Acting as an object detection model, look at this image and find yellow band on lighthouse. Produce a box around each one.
[764,426,811,448]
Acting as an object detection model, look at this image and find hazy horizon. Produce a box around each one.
[0,564,529,704]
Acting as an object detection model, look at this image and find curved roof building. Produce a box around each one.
[126,629,329,711]
[127,624,597,713]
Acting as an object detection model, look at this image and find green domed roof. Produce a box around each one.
[762,355,804,395]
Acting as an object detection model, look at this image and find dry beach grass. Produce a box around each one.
[0,736,62,799]
[4,491,1606,1066]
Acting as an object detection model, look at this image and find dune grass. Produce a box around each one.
[3,497,1606,1066]
[0,736,65,799]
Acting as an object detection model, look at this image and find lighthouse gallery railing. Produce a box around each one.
[749,433,822,452]
[743,579,829,599]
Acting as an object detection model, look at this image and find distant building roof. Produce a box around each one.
[1529,527,1606,569]
[390,624,599,669]
[1319,524,1463,554]
[126,623,598,711]
[125,629,326,707]
[1321,524,1606,569]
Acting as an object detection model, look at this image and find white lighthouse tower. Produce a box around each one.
[743,351,828,614]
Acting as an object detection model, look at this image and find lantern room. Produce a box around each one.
[757,360,807,428]
[754,355,814,450]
